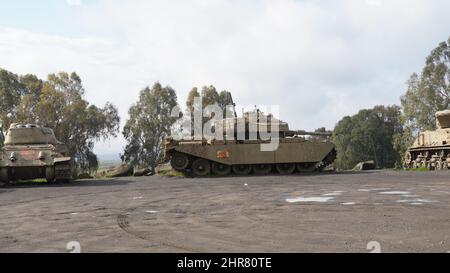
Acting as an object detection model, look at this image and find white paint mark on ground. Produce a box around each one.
[286,197,335,203]
[342,202,356,206]
[401,195,420,198]
[70,213,79,215]
[133,196,144,200]
[396,199,433,204]
[322,192,343,197]
[145,210,160,214]
[379,191,410,195]
[358,188,390,192]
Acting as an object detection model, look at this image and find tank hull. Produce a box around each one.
[403,111,450,171]
[164,139,337,176]
[0,146,72,182]
[0,125,72,184]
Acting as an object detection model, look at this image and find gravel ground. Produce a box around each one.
[1,170,450,253]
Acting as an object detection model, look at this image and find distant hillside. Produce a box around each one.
[97,154,122,169]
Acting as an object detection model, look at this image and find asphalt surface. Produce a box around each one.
[1,170,450,253]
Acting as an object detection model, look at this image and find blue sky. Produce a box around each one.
[0,0,449,159]
[0,0,88,35]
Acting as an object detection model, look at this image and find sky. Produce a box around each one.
[0,0,449,159]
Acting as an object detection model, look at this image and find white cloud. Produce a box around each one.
[366,0,383,7]
[1,0,450,156]
[67,0,82,6]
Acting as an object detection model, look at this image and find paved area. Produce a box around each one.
[1,170,450,253]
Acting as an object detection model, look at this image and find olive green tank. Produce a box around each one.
[163,111,336,176]
[0,124,72,184]
[404,110,450,170]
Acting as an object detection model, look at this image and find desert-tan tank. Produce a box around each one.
[404,110,450,170]
[0,124,72,184]
[163,110,336,176]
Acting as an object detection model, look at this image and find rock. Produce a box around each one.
[353,160,376,171]
[106,164,134,178]
[77,173,94,179]
[155,163,173,174]
[134,168,153,177]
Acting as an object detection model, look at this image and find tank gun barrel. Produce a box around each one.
[290,130,333,137]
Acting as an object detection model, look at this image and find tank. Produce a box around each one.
[404,110,450,170]
[163,110,337,176]
[0,124,72,184]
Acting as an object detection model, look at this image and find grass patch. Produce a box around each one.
[157,169,186,178]
[15,178,47,184]
[403,167,430,172]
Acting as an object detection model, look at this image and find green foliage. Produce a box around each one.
[401,37,450,133]
[392,125,415,164]
[0,69,23,144]
[333,105,403,170]
[122,82,178,169]
[185,85,235,137]
[201,85,220,109]
[186,87,200,111]
[395,36,450,162]
[0,69,120,174]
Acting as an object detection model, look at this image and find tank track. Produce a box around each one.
[54,163,72,183]
[404,148,450,171]
[170,149,337,176]
[315,149,337,172]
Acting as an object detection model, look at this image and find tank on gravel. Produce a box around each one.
[0,124,72,184]
[163,110,337,176]
[404,110,450,170]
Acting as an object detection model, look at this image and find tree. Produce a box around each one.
[333,105,403,170]
[397,37,450,161]
[186,87,200,112]
[0,69,24,143]
[122,82,178,169]
[201,85,220,109]
[218,90,235,118]
[401,37,450,132]
[185,86,235,137]
[0,69,120,174]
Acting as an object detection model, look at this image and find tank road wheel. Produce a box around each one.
[0,168,9,186]
[192,159,211,176]
[444,161,449,170]
[435,161,443,171]
[296,163,316,173]
[171,152,190,172]
[212,162,231,176]
[0,168,8,182]
[252,164,272,175]
[276,163,296,175]
[45,167,56,183]
[232,165,252,176]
